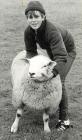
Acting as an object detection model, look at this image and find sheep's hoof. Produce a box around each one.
[44,127,51,133]
[11,122,18,133]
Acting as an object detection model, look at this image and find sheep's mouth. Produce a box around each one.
[29,76,40,80]
[29,76,35,79]
[30,76,43,81]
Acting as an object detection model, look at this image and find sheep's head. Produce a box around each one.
[27,55,57,82]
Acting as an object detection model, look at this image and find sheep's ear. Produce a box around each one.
[22,58,30,63]
[48,61,53,66]
[25,57,30,62]
[48,61,56,67]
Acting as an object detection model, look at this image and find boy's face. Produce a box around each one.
[26,11,45,30]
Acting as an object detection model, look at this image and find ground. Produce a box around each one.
[0,0,82,139]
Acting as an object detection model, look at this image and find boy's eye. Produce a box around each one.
[27,14,40,19]
[28,15,33,19]
[34,15,39,18]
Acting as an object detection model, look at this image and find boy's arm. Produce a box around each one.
[24,29,38,58]
[48,30,68,76]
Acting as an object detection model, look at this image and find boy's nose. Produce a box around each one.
[32,17,36,21]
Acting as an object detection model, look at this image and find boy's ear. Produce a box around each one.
[42,15,46,20]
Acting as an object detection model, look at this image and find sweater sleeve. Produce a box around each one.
[48,30,68,75]
[24,28,38,58]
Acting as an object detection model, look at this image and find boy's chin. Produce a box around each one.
[30,24,41,30]
[31,26,39,30]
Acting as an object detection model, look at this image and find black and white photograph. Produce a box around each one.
[0,0,82,139]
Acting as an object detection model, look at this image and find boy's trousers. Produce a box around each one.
[59,51,76,120]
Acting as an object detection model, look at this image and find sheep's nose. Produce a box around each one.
[29,72,35,77]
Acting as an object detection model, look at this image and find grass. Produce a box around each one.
[0,0,82,139]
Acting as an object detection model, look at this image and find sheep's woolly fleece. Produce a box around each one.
[12,50,62,111]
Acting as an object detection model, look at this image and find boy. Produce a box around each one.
[24,1,76,131]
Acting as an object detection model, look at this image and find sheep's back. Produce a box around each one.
[11,50,29,87]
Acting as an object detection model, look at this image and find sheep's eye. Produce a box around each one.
[44,65,47,67]
[42,65,47,68]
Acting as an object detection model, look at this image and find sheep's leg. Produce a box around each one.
[43,110,51,133]
[11,108,23,133]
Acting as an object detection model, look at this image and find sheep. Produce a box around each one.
[11,50,62,133]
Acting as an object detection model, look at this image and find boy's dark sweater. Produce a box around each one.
[24,19,76,75]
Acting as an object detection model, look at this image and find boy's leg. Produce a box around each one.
[59,81,68,121]
[56,52,76,130]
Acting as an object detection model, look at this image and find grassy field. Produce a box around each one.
[0,0,82,139]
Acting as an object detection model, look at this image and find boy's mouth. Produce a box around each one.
[31,22,38,25]
[32,23,38,26]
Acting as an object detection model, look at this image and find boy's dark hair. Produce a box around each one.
[26,10,45,19]
[25,1,45,15]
